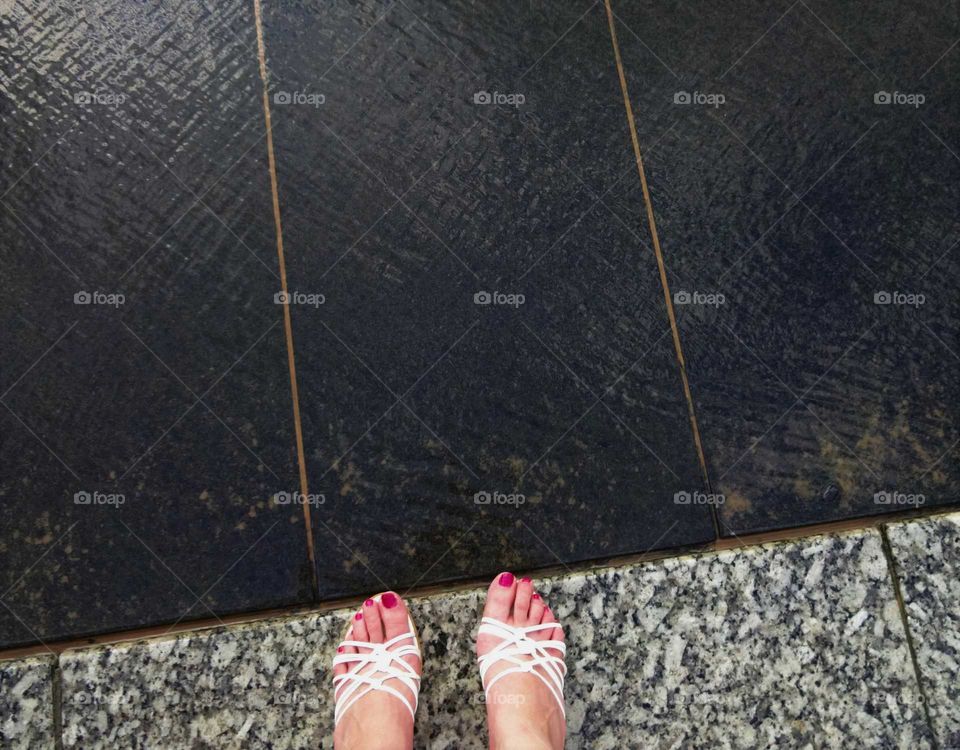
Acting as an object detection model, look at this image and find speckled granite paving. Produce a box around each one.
[3,514,959,748]
[0,654,55,749]
[887,513,960,749]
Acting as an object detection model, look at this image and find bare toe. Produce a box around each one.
[528,591,545,624]
[363,597,384,643]
[482,572,517,624]
[379,591,420,672]
[350,610,368,642]
[514,576,534,623]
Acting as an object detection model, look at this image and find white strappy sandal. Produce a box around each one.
[332,595,422,728]
[476,616,568,718]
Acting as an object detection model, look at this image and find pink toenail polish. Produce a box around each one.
[381,592,398,608]
[354,612,363,621]
[337,646,344,653]
[521,577,531,583]
[499,572,514,587]
[364,599,374,607]
[532,593,540,600]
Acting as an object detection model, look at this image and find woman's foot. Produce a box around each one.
[332,592,421,750]
[476,573,567,750]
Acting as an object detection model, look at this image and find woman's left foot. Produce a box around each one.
[476,573,567,750]
[332,592,420,750]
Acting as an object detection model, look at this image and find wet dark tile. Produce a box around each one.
[611,0,960,533]
[263,0,715,597]
[0,0,311,649]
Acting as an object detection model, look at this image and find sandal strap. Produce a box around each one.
[476,617,567,718]
[333,629,421,727]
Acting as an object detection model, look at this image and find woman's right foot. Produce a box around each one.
[476,572,567,750]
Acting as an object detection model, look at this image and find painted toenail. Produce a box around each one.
[521,577,531,583]
[364,599,374,607]
[381,592,398,608]
[354,612,363,620]
[499,572,514,587]
[337,646,344,653]
[532,593,540,600]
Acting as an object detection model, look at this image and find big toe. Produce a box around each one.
[482,571,517,624]
[379,592,420,669]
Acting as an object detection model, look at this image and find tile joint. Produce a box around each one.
[879,524,939,749]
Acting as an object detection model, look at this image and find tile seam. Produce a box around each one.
[879,524,939,749]
[252,0,318,596]
[602,0,719,539]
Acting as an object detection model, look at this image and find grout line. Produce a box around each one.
[602,0,719,539]
[51,658,63,750]
[252,0,318,596]
[879,526,939,748]
[1,504,957,662]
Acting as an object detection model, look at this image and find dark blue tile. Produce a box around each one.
[262,0,715,597]
[0,0,312,648]
[611,0,960,533]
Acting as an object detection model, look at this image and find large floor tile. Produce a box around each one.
[609,0,960,534]
[0,655,55,750]
[886,511,960,748]
[262,0,715,600]
[0,0,312,648]
[61,527,930,748]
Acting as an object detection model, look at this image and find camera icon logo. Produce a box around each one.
[874,91,892,105]
[474,491,492,505]
[673,91,691,105]
[673,491,691,504]
[74,92,92,105]
[274,291,291,305]
[74,491,92,504]
[873,291,892,305]
[874,491,892,504]
[673,290,692,305]
[473,91,492,105]
[474,291,492,305]
[74,290,92,304]
[273,91,292,105]
[274,491,292,505]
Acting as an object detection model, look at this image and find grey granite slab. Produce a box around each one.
[0,654,56,749]
[58,526,932,749]
[886,511,960,749]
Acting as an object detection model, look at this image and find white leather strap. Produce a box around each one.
[332,628,421,727]
[477,617,567,718]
